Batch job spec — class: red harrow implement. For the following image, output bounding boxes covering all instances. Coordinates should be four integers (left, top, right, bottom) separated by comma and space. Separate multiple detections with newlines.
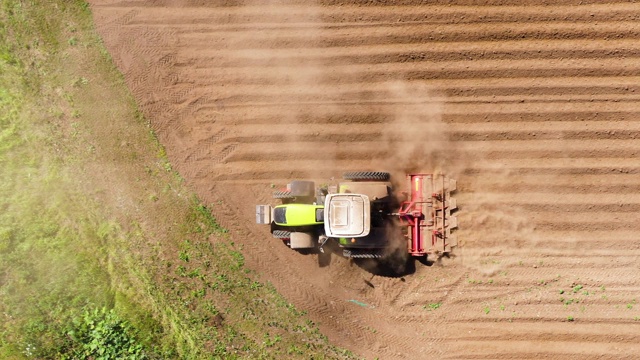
394, 174, 457, 257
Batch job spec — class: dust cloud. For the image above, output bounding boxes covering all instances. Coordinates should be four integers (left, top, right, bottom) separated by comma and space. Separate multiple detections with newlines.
379, 81, 450, 179
371, 81, 538, 275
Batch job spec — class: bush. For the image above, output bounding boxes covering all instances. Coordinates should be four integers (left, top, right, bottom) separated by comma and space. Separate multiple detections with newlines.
64, 307, 147, 360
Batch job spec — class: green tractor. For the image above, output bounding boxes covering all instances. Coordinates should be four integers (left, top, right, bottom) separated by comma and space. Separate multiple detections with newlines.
256, 171, 457, 261
258, 172, 395, 255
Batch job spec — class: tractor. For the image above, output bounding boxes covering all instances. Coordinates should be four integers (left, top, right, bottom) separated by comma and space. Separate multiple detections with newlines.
256, 171, 457, 262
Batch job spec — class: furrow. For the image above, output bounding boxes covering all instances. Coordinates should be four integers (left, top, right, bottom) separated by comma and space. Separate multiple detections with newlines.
175, 21, 640, 49
151, 91, 640, 106
463, 167, 640, 176
109, 3, 640, 26
206, 110, 640, 125
183, 68, 640, 86
182, 39, 640, 65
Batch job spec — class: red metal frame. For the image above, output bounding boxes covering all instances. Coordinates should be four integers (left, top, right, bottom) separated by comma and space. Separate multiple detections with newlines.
396, 174, 450, 257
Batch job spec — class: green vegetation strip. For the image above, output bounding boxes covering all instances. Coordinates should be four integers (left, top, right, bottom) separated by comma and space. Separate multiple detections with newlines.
0, 1, 354, 358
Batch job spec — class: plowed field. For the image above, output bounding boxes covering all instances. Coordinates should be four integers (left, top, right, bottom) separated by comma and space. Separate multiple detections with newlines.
89, 1, 640, 358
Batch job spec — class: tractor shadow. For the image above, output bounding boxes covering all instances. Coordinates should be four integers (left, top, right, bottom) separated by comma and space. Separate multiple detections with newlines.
319, 242, 419, 277
316, 241, 453, 278
350, 251, 455, 278
351, 257, 417, 278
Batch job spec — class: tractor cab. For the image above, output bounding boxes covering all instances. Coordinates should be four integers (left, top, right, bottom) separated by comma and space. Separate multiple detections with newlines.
323, 193, 370, 238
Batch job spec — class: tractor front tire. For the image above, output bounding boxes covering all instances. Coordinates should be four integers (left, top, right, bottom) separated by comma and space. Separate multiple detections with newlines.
272, 230, 291, 239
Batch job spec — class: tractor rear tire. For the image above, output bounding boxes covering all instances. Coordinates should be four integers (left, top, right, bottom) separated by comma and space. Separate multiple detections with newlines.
272, 230, 291, 239
290, 180, 315, 197
343, 171, 390, 182
273, 190, 294, 199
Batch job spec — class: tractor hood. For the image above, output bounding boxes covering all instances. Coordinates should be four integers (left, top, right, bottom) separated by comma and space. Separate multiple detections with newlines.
324, 193, 370, 238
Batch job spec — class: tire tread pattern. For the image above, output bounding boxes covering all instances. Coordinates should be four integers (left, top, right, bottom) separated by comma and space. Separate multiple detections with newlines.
272, 230, 291, 239
273, 190, 294, 199
343, 171, 390, 181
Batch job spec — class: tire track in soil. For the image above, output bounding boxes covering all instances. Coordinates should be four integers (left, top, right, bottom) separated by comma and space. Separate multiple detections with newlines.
207, 184, 434, 359
89, 1, 640, 359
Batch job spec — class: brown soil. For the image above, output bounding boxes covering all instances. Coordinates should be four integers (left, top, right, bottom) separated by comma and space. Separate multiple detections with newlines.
89, 1, 640, 359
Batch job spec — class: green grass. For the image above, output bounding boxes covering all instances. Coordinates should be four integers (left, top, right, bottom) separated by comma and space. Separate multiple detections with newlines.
423, 303, 442, 311
0, 1, 354, 358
